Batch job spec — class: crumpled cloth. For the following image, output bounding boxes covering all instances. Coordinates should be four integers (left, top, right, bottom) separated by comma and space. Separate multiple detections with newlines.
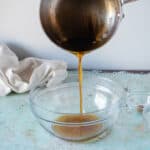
0, 44, 68, 96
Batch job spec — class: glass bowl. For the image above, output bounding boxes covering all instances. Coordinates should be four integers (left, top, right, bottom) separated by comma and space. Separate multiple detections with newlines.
29, 76, 126, 141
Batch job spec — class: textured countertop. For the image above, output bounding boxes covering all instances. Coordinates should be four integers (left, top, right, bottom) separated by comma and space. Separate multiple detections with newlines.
1, 71, 150, 150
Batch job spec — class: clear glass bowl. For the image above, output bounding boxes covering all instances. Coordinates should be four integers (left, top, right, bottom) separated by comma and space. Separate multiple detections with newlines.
29, 76, 126, 141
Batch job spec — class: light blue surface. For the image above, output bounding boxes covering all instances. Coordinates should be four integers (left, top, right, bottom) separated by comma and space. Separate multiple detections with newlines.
1, 71, 150, 150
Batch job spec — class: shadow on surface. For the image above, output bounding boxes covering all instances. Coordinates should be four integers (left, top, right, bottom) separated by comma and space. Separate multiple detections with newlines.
7, 42, 34, 59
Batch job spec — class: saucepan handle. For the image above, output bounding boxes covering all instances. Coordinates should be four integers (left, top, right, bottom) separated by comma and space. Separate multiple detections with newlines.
120, 0, 139, 20
122, 0, 138, 5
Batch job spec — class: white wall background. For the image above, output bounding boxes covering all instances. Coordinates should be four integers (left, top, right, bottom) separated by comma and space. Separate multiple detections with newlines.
0, 0, 149, 70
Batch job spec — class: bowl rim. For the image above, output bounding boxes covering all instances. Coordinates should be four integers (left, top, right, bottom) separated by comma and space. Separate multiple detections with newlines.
29, 76, 125, 125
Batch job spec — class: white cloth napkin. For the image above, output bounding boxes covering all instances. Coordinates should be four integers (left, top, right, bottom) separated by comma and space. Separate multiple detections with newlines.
0, 44, 68, 96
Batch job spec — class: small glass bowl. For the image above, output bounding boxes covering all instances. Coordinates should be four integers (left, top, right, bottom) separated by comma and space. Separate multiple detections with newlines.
29, 76, 126, 141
